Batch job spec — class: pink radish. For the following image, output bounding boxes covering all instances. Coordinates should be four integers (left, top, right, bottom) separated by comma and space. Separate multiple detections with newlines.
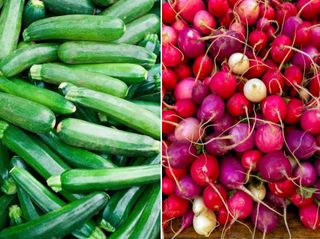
175, 0, 206, 23
209, 71, 237, 99
197, 94, 225, 122
178, 28, 205, 58
174, 117, 204, 142
174, 77, 195, 100
261, 95, 287, 123
193, 10, 216, 35
300, 109, 320, 135
255, 124, 284, 153
229, 123, 255, 153
175, 175, 202, 199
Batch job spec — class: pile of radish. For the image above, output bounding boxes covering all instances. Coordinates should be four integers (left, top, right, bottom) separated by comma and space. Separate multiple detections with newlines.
162, 0, 320, 237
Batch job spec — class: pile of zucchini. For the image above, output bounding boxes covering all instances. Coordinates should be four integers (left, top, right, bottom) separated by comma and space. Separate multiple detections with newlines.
0, 0, 160, 238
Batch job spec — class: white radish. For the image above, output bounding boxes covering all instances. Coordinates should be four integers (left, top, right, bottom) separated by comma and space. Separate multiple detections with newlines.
193, 196, 207, 216
248, 183, 266, 202
193, 209, 217, 237
228, 53, 250, 75
243, 78, 267, 102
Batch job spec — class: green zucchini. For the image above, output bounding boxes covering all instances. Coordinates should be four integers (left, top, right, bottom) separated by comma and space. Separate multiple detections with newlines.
0, 192, 108, 239
30, 63, 128, 98
109, 183, 159, 239
73, 105, 100, 124
61, 84, 160, 139
101, 0, 154, 24
149, 215, 161, 239
92, 0, 118, 6
47, 164, 160, 192
57, 118, 160, 157
133, 91, 160, 102
130, 100, 160, 116
139, 33, 160, 55
39, 131, 116, 169
23, 0, 46, 27
17, 41, 34, 49
0, 92, 55, 133
23, 15, 125, 42
0, 77, 75, 114
0, 0, 3, 9
17, 187, 41, 221
9, 205, 24, 225
10, 167, 106, 239
0, 0, 24, 60
68, 63, 147, 84
114, 14, 160, 45
0, 43, 59, 77
0, 194, 15, 230
42, 0, 95, 15
112, 155, 128, 167
58, 41, 157, 69
0, 143, 16, 195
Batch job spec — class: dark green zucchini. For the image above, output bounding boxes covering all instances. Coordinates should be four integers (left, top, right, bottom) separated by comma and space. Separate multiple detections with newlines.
42, 0, 95, 15
0, 142, 16, 195
73, 105, 100, 124
0, 77, 75, 115
0, 0, 24, 60
0, 93, 56, 133
9, 205, 24, 225
17, 187, 41, 221
38, 131, 116, 169
114, 14, 160, 45
101, 0, 154, 23
92, 0, 118, 6
0, 194, 15, 230
68, 63, 147, 84
23, 0, 46, 27
56, 118, 160, 157
61, 84, 160, 139
47, 164, 160, 192
0, 43, 59, 77
23, 15, 125, 42
0, 192, 108, 239
139, 33, 160, 55
30, 63, 128, 98
58, 41, 157, 69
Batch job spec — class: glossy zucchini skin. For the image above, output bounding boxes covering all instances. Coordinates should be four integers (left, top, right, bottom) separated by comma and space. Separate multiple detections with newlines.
0, 142, 15, 195
0, 0, 24, 60
0, 194, 16, 230
38, 131, 116, 169
58, 41, 157, 69
92, 0, 118, 6
0, 77, 75, 115
23, 0, 46, 27
57, 118, 160, 157
101, 0, 154, 24
130, 100, 160, 116
0, 43, 59, 77
61, 84, 160, 139
23, 15, 125, 42
0, 92, 56, 133
114, 14, 160, 45
0, 192, 108, 239
42, 0, 95, 15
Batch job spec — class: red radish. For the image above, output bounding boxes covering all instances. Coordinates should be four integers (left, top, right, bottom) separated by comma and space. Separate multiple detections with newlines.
174, 117, 204, 142
219, 8, 234, 27
266, 190, 287, 209
197, 94, 225, 122
191, 153, 219, 186
235, 0, 260, 26
208, 0, 229, 17
162, 109, 179, 134
241, 149, 262, 171
258, 151, 292, 182
284, 65, 303, 86
300, 109, 320, 135
192, 82, 210, 104
173, 99, 197, 118
243, 78, 267, 103
229, 123, 255, 153
178, 28, 205, 58
299, 203, 320, 230
162, 68, 178, 91
259, 2, 275, 19
176, 175, 202, 199
245, 57, 266, 78
286, 130, 317, 160
255, 124, 284, 153
213, 113, 233, 134
162, 2, 176, 24
293, 162, 317, 186
209, 71, 237, 99
315, 180, 320, 200
167, 141, 197, 169
261, 95, 287, 123
205, 134, 230, 156
294, 22, 312, 46
284, 98, 303, 124
165, 167, 188, 181
251, 204, 278, 233
174, 77, 195, 100
311, 26, 320, 50
173, 210, 194, 237
270, 35, 293, 63
229, 22, 246, 40
315, 158, 320, 177
162, 176, 176, 195
203, 184, 227, 211
227, 191, 253, 219
162, 25, 178, 45
275, 2, 297, 25
174, 64, 192, 80
290, 190, 314, 208
268, 179, 297, 198
262, 70, 285, 95
292, 46, 319, 71
297, 0, 320, 21
193, 10, 216, 35
175, 0, 206, 23
217, 206, 232, 225
162, 44, 183, 67
172, 19, 189, 33
256, 17, 271, 31
164, 194, 190, 218
309, 73, 320, 97
248, 30, 268, 51
219, 155, 246, 189
282, 16, 303, 38
192, 54, 214, 79
227, 92, 251, 117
